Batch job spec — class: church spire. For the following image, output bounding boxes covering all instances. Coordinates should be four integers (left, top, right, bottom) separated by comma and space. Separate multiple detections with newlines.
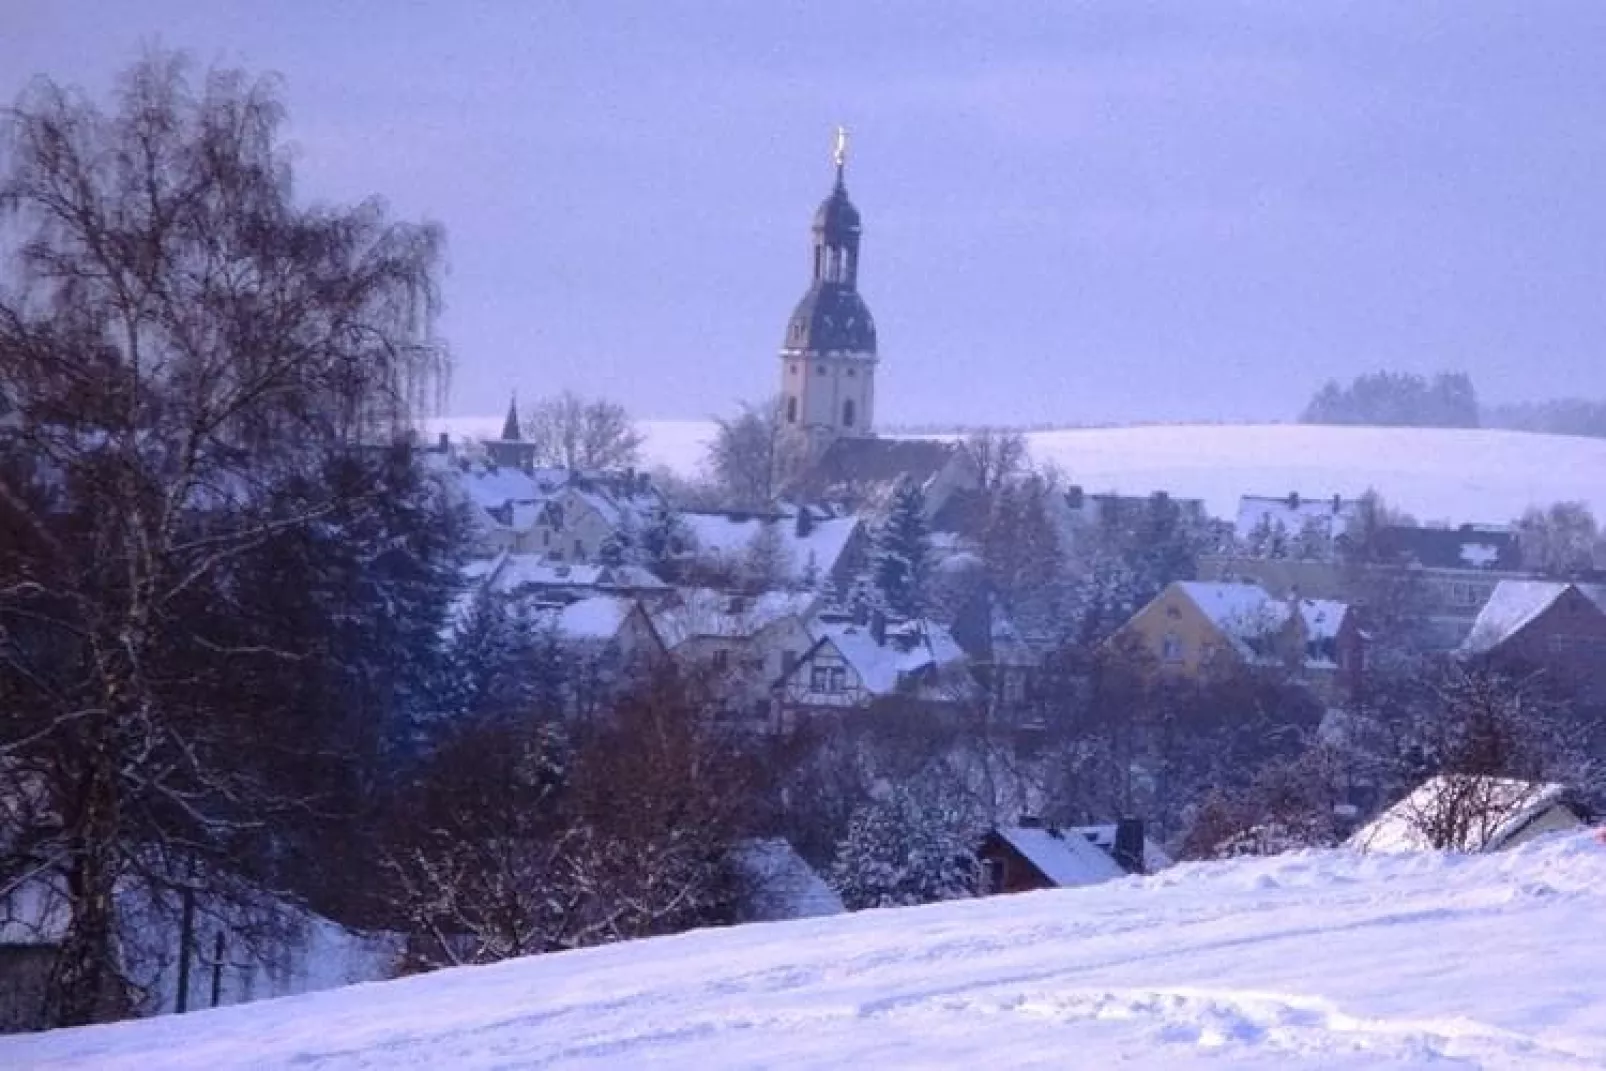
832, 124, 850, 187
501, 392, 522, 442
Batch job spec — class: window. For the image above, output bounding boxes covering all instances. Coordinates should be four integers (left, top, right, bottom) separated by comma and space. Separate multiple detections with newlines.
786, 395, 797, 424
541, 529, 551, 548
573, 538, 584, 559
809, 665, 847, 693
817, 364, 827, 375
712, 649, 730, 672
846, 367, 856, 377
1165, 604, 1181, 619
790, 363, 798, 374
842, 399, 856, 428
1161, 632, 1184, 663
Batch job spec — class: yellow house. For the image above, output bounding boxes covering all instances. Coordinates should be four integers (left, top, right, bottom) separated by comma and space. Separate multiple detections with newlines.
1114, 581, 1359, 688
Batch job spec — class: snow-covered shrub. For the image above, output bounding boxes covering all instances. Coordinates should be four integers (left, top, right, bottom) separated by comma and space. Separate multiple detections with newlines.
828, 784, 979, 910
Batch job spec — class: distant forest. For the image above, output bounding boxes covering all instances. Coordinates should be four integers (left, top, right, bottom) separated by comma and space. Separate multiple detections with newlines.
1299, 371, 1606, 439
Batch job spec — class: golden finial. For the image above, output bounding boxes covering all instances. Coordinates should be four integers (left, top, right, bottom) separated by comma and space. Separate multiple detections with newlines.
833, 125, 850, 171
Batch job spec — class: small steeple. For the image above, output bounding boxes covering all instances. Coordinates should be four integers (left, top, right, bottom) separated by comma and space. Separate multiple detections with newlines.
832, 124, 850, 187
501, 393, 522, 441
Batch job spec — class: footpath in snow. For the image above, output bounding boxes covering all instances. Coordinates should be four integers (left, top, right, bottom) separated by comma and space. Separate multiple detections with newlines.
9, 832, 1606, 1069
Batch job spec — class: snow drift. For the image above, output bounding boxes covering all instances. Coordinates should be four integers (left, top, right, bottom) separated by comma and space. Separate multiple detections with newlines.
10, 831, 1606, 1069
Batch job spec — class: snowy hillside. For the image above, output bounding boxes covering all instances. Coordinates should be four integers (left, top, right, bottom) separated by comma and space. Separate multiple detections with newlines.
12, 832, 1606, 1069
427, 418, 1606, 525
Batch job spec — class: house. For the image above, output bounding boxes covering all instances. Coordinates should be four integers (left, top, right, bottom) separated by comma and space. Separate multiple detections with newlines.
729, 839, 845, 923
1113, 581, 1362, 697
976, 818, 1164, 895
1459, 580, 1606, 694
1348, 776, 1587, 854
651, 589, 821, 723
773, 614, 978, 728
1202, 522, 1533, 651
518, 472, 667, 563
1061, 487, 1210, 541
1235, 493, 1362, 560
432, 455, 568, 556
792, 437, 980, 522
434, 455, 669, 564
0, 876, 400, 1033
949, 591, 1040, 714
676, 507, 863, 591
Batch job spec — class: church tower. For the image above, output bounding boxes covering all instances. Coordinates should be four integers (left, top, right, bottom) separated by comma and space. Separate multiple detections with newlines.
780, 127, 878, 448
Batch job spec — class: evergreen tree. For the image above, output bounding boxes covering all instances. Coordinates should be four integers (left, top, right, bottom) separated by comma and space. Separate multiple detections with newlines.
741, 520, 794, 592
828, 785, 979, 910
873, 478, 932, 618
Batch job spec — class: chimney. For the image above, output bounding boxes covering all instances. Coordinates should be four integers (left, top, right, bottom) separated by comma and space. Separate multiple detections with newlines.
870, 609, 888, 647
1112, 817, 1146, 875
851, 599, 869, 626
1287, 491, 1301, 511
1331, 493, 1341, 514
1065, 485, 1085, 509
437, 431, 450, 452
795, 507, 815, 538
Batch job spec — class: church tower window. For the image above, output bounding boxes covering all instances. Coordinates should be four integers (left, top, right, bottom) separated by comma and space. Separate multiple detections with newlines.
843, 399, 856, 428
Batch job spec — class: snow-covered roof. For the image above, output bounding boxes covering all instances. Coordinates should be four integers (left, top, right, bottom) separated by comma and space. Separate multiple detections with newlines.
1172, 581, 1349, 666
994, 826, 1127, 888
1461, 581, 1566, 653
1234, 493, 1361, 545
1349, 776, 1577, 854
678, 511, 859, 585
532, 595, 638, 644
813, 618, 972, 698
1069, 824, 1174, 874
651, 588, 819, 647
479, 553, 666, 594
1460, 580, 1579, 655
731, 838, 845, 922
431, 459, 665, 542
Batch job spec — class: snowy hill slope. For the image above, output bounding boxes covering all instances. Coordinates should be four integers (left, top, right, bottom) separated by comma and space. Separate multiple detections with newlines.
428, 418, 1606, 525
12, 832, 1606, 1069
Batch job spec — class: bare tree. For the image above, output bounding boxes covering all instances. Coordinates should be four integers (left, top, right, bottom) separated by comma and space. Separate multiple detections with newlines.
964, 427, 1028, 491
0, 54, 447, 1024
377, 722, 577, 968
1514, 501, 1598, 577
524, 391, 643, 471
706, 396, 806, 509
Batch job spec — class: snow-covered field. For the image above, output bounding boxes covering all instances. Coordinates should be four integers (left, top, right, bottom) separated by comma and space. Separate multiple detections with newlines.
427, 418, 1606, 525
12, 832, 1606, 1069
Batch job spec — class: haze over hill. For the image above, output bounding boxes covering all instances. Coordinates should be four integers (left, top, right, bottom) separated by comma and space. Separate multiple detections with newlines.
430, 417, 1606, 525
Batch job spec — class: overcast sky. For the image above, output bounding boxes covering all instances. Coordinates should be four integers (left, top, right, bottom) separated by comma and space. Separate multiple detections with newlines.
10, 3, 1606, 425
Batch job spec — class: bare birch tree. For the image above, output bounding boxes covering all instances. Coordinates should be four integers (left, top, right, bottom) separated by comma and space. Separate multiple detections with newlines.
0, 53, 447, 1024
